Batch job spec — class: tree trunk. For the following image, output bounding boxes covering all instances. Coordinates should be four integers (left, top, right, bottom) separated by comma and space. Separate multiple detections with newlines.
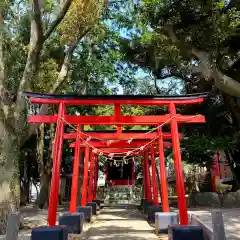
37, 123, 55, 208
37, 123, 47, 208
38, 172, 50, 209
0, 121, 20, 234
20, 179, 30, 206
163, 23, 240, 97
0, 0, 74, 232
20, 151, 30, 206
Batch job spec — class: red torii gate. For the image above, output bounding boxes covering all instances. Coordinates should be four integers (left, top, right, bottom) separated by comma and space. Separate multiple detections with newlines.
67, 130, 180, 200
64, 130, 178, 140
69, 140, 172, 150
68, 136, 172, 197
25, 92, 207, 226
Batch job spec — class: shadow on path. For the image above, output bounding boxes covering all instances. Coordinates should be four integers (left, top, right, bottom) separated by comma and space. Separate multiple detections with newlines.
85, 205, 158, 240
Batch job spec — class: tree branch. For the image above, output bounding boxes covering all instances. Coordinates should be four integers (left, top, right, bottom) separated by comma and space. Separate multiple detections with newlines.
161, 67, 194, 83
21, 26, 94, 148
15, 0, 74, 130
32, 0, 43, 39
51, 27, 93, 93
0, 8, 16, 118
163, 22, 240, 97
17, 0, 43, 96
17, 0, 74, 98
43, 0, 73, 41
154, 72, 191, 94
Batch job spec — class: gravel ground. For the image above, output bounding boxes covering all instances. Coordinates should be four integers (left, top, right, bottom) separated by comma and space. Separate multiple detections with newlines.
12, 205, 240, 240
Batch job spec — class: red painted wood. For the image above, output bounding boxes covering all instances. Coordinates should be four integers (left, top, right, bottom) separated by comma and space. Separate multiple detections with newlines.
69, 140, 172, 149
169, 103, 188, 225
75, 148, 165, 157
77, 149, 144, 156
142, 157, 147, 199
28, 114, 205, 125
29, 97, 205, 105
88, 151, 95, 202
211, 152, 221, 192
48, 103, 65, 227
211, 152, 222, 177
71, 148, 164, 157
132, 160, 135, 185
151, 147, 158, 206
115, 104, 122, 135
116, 125, 122, 134
216, 152, 221, 178
26, 93, 207, 228
64, 132, 181, 140
211, 175, 217, 192
114, 103, 121, 117
145, 151, 152, 201
70, 125, 81, 213
158, 127, 169, 211
109, 179, 133, 185
81, 146, 90, 206
93, 155, 99, 200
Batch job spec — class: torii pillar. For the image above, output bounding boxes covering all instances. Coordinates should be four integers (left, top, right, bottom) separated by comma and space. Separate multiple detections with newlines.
48, 103, 65, 226
145, 151, 152, 201
142, 150, 153, 214
150, 146, 158, 206
70, 125, 81, 214
158, 127, 169, 212
93, 155, 99, 200
169, 103, 188, 225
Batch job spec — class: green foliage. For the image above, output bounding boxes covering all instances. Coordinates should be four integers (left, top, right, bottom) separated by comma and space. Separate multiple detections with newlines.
104, 0, 240, 170
180, 135, 235, 167
59, 0, 105, 44
5, 0, 240, 184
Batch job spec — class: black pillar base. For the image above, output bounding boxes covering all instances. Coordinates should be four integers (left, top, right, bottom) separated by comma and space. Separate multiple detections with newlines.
143, 200, 153, 214
32, 226, 68, 240
168, 225, 204, 240
77, 206, 92, 222
87, 202, 97, 215
147, 205, 162, 222
58, 213, 84, 234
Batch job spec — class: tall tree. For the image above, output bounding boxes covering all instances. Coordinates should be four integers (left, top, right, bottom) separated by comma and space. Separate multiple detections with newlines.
0, 0, 106, 232
108, 0, 240, 183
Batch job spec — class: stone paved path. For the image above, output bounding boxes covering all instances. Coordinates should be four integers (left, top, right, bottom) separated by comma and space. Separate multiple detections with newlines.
85, 205, 159, 240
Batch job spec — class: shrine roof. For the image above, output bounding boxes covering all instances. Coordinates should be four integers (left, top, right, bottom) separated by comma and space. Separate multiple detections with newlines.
25, 92, 208, 100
